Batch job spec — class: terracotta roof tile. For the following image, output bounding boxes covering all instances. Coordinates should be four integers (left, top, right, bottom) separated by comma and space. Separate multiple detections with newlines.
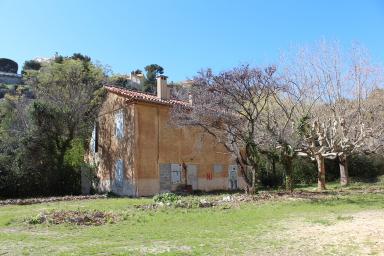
105, 86, 189, 106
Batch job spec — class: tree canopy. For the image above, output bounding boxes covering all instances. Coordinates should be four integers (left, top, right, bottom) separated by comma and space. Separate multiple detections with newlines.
144, 64, 164, 93
0, 54, 106, 197
172, 41, 384, 192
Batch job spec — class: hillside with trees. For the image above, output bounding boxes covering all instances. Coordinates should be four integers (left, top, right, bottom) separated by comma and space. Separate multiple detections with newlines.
0, 54, 106, 197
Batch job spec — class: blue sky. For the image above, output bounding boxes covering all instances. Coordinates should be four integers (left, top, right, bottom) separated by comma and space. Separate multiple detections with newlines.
1, 0, 383, 81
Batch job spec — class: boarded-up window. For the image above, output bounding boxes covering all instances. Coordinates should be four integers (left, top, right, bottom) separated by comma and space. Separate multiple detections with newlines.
115, 159, 124, 188
159, 164, 171, 192
115, 110, 124, 139
213, 164, 223, 174
171, 164, 182, 184
187, 164, 198, 190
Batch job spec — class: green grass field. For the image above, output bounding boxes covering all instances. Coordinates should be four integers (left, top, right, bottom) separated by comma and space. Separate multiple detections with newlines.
1, 182, 384, 255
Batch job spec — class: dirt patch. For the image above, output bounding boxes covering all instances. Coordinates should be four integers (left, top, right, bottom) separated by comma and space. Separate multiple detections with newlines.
260, 210, 384, 255
26, 210, 119, 226
136, 242, 192, 254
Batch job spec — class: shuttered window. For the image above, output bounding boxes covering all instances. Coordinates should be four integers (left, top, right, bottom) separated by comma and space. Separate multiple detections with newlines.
91, 122, 99, 153
90, 122, 99, 153
171, 164, 182, 184
115, 110, 124, 139
90, 125, 96, 153
115, 159, 124, 188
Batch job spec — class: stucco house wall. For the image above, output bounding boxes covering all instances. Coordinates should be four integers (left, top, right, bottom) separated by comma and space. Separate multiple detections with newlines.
90, 93, 137, 196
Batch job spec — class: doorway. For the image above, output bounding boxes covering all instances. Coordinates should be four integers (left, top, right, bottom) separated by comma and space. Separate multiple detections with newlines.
228, 165, 238, 190
186, 164, 198, 190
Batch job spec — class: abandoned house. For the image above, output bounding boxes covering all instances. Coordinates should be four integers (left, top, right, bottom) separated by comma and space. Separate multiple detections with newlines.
87, 74, 245, 196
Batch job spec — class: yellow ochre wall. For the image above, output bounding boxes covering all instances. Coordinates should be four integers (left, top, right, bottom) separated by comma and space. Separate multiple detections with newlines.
90, 93, 137, 196
134, 102, 245, 196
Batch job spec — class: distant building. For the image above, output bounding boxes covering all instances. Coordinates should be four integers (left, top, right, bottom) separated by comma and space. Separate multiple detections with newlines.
128, 72, 145, 90
180, 79, 194, 88
33, 57, 50, 63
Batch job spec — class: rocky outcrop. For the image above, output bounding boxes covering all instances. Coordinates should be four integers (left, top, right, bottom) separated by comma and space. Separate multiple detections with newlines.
0, 58, 22, 85
0, 58, 18, 73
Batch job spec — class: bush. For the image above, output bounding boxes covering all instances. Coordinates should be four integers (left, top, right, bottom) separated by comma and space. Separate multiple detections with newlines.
109, 75, 130, 88
26, 210, 118, 226
325, 158, 340, 182
258, 152, 384, 188
259, 164, 284, 188
370, 154, 384, 176
153, 193, 181, 204
293, 158, 317, 185
348, 153, 384, 181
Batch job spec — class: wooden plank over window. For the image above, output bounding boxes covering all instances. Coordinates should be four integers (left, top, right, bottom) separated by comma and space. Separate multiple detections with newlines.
171, 164, 182, 184
213, 164, 223, 174
159, 164, 172, 192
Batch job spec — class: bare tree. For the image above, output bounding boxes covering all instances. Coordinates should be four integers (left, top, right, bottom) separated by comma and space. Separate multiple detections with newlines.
171, 65, 278, 192
259, 69, 317, 192
281, 41, 384, 188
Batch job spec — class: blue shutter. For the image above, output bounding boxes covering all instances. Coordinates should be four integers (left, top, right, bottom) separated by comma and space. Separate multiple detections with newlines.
90, 125, 96, 153
115, 159, 124, 188
90, 122, 99, 153
115, 110, 124, 139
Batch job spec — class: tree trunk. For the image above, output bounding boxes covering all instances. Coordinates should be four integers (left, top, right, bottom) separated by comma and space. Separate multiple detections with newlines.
251, 168, 256, 192
246, 164, 258, 194
315, 154, 326, 190
284, 157, 293, 193
56, 147, 67, 194
236, 158, 252, 187
56, 136, 73, 194
271, 158, 276, 176
339, 155, 349, 186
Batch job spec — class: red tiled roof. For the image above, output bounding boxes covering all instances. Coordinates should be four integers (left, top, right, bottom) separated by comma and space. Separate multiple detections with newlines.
105, 86, 189, 106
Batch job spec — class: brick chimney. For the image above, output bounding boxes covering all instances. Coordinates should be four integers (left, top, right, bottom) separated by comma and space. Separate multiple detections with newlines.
156, 75, 170, 100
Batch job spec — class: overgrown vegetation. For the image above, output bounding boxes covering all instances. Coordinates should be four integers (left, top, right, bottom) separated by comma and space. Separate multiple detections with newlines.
26, 210, 118, 226
153, 192, 181, 204
259, 154, 384, 188
0, 53, 106, 198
